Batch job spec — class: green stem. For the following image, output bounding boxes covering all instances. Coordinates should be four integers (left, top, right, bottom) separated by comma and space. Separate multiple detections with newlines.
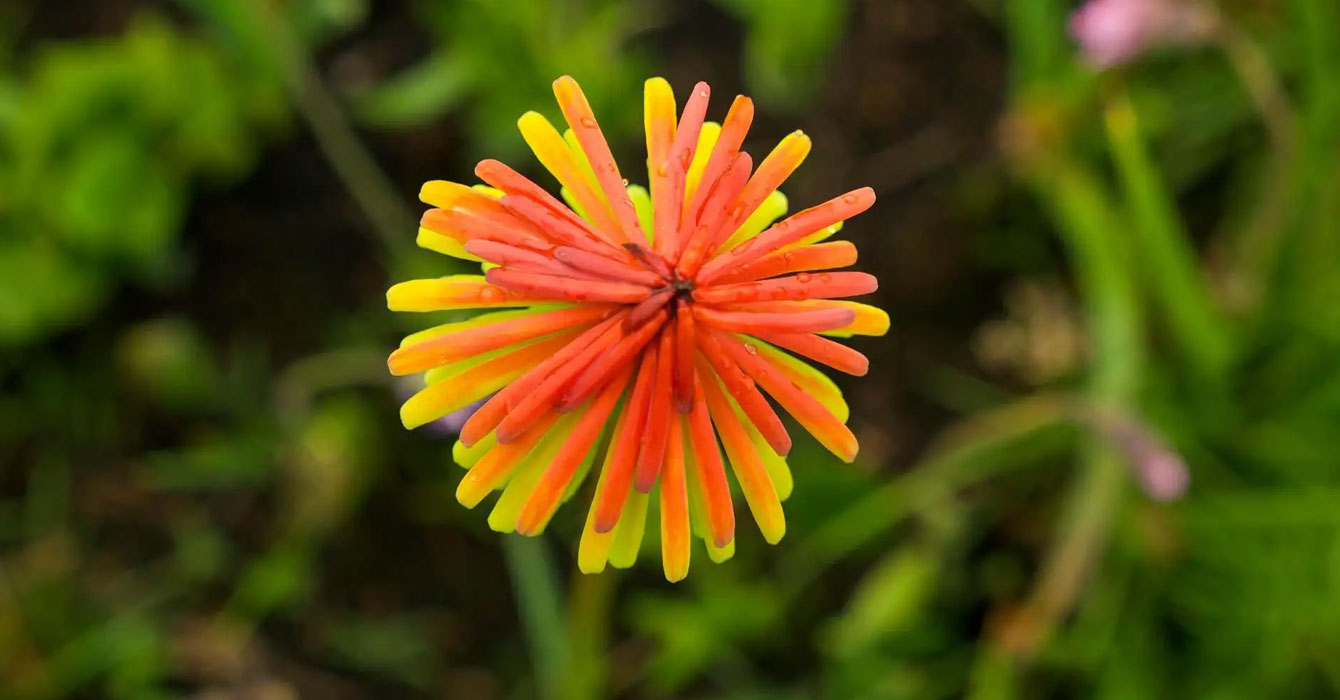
248, 0, 414, 260
503, 536, 568, 700
1104, 93, 1230, 376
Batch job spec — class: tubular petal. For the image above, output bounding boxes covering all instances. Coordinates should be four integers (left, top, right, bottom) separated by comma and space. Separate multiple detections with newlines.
388, 305, 613, 376
459, 314, 625, 446
420, 204, 551, 252
560, 310, 667, 410
517, 365, 633, 535
608, 490, 649, 568
400, 333, 573, 429
417, 226, 482, 261
694, 329, 792, 456
386, 275, 538, 312
593, 348, 658, 532
687, 374, 735, 547
683, 121, 721, 204
553, 246, 664, 286
715, 190, 788, 254
488, 412, 581, 532
456, 410, 562, 508
692, 272, 878, 305
466, 240, 580, 277
495, 319, 626, 442
644, 77, 677, 188
685, 95, 755, 220
692, 304, 855, 335
553, 76, 644, 245
699, 367, 786, 544
499, 194, 628, 261
660, 411, 691, 582
697, 187, 875, 283
454, 432, 497, 469
628, 184, 653, 238
677, 152, 753, 277
517, 110, 622, 238
750, 330, 869, 376
750, 338, 849, 422
656, 81, 710, 259
719, 130, 810, 242
711, 241, 858, 284
710, 328, 858, 462
578, 400, 633, 574
625, 289, 674, 329
674, 300, 697, 412
633, 328, 676, 492
486, 268, 653, 304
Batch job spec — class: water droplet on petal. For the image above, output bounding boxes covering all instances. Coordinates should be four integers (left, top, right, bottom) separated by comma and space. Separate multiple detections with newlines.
580, 117, 597, 128
842, 193, 858, 204
744, 344, 758, 355
796, 272, 812, 283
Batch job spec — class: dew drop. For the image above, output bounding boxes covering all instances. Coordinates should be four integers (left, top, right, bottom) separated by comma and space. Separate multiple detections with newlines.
842, 193, 858, 204
478, 287, 501, 302
744, 343, 758, 355
580, 116, 597, 128
796, 272, 812, 283
818, 273, 832, 283
622, 178, 630, 187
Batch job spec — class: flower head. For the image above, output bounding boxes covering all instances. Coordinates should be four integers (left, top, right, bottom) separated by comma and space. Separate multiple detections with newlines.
388, 76, 886, 581
1069, 0, 1215, 68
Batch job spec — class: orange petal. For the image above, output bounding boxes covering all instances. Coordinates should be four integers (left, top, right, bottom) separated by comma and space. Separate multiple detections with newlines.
388, 305, 613, 375
400, 331, 575, 429
559, 310, 668, 410
455, 410, 562, 508
694, 328, 791, 456
693, 272, 878, 305
716, 131, 811, 246
625, 289, 674, 330
495, 317, 627, 442
698, 188, 874, 283
653, 81, 710, 259
485, 268, 653, 304
552, 246, 665, 287
459, 314, 625, 446
386, 275, 538, 312
553, 76, 645, 244
684, 95, 754, 219
516, 364, 634, 535
709, 328, 858, 462
465, 240, 580, 277
749, 330, 869, 376
698, 364, 785, 544
633, 326, 676, 492
420, 207, 552, 252
686, 373, 735, 547
691, 304, 855, 335
659, 410, 691, 582
516, 110, 623, 240
499, 194, 631, 263
677, 152, 752, 277
594, 348, 658, 532
710, 241, 858, 285
674, 300, 697, 413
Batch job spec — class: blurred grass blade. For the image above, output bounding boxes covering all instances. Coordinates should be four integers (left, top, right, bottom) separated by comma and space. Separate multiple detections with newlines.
1105, 94, 1232, 378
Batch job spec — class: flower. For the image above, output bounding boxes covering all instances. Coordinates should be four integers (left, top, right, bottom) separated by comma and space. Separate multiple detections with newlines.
387, 76, 886, 581
1069, 0, 1215, 68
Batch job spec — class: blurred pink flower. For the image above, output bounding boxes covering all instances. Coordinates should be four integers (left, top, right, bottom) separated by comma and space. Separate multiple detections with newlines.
1069, 0, 1214, 68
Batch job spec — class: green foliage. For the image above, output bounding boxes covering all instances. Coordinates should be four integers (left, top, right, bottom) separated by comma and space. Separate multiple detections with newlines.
709, 0, 848, 108
0, 14, 281, 346
357, 0, 651, 158
4, 1, 1340, 699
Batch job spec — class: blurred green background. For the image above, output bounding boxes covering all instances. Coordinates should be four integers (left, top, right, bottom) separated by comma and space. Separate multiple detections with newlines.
3, 0, 1340, 698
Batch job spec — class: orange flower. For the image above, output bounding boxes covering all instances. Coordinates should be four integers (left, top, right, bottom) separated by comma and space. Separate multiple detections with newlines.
388, 76, 886, 581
